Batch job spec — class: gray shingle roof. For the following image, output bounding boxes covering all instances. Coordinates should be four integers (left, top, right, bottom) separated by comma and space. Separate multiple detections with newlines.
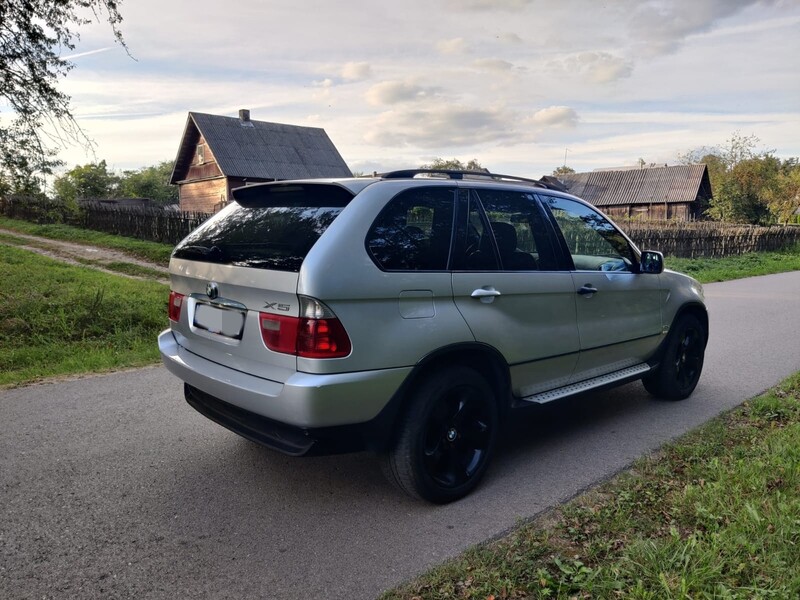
558, 165, 711, 206
171, 112, 352, 183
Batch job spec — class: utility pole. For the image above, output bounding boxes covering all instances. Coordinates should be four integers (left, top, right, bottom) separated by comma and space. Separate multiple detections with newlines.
563, 148, 570, 167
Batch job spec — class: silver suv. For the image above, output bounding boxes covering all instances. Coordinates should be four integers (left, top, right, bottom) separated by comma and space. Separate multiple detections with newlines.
159, 170, 708, 503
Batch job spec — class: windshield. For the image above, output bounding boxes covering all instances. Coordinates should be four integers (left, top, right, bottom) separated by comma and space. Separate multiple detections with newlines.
172, 203, 344, 272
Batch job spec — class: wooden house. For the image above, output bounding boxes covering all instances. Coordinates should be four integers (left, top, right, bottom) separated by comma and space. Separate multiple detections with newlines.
558, 164, 712, 220
170, 110, 352, 213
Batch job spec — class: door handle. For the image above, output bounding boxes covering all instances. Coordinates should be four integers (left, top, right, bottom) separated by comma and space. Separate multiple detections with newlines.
576, 285, 598, 296
471, 287, 501, 303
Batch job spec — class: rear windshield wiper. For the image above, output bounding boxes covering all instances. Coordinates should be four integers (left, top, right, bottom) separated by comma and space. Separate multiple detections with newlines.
174, 245, 228, 261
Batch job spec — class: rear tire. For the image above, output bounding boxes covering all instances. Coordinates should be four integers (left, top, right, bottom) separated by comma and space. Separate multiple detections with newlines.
643, 313, 706, 400
382, 366, 499, 503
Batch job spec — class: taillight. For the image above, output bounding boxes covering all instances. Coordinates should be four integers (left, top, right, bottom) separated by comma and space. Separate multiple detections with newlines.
168, 291, 184, 322
259, 297, 351, 358
259, 314, 299, 355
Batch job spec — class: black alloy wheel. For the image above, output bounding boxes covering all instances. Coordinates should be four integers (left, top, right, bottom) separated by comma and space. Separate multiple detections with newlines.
643, 313, 706, 400
383, 366, 499, 503
674, 325, 704, 392
421, 381, 493, 489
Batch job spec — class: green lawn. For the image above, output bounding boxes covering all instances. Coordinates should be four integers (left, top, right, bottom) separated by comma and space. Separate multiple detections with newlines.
0, 216, 174, 265
666, 245, 800, 283
0, 244, 168, 387
382, 373, 800, 599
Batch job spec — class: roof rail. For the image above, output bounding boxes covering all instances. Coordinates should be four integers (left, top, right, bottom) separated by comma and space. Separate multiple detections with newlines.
378, 169, 564, 190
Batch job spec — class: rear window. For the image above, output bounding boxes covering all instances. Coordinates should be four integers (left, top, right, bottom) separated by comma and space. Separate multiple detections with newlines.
173, 185, 352, 272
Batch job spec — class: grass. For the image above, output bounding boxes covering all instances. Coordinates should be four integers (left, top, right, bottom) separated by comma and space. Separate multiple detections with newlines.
381, 373, 800, 599
0, 216, 174, 265
0, 244, 169, 387
71, 257, 168, 280
666, 245, 800, 283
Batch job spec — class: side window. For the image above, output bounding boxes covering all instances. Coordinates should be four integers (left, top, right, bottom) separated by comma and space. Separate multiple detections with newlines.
541, 196, 635, 272
456, 189, 556, 271
366, 187, 455, 271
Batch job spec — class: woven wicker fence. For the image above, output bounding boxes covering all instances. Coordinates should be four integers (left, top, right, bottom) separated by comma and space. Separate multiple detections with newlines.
0, 197, 212, 245
620, 220, 800, 258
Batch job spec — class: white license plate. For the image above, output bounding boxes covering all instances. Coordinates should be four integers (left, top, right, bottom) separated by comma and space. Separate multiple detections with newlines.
193, 303, 245, 339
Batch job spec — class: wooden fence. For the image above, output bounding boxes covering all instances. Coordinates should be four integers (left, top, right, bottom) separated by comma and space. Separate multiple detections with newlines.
0, 197, 212, 245
1, 196, 799, 257
620, 220, 800, 258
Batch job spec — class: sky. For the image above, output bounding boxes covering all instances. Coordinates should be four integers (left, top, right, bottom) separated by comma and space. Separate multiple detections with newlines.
49, 0, 800, 178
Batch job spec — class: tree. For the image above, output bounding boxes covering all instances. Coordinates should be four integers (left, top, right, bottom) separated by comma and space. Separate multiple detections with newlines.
118, 160, 178, 204
764, 160, 800, 223
0, 0, 127, 192
420, 158, 488, 172
53, 160, 119, 204
552, 165, 575, 176
680, 132, 791, 224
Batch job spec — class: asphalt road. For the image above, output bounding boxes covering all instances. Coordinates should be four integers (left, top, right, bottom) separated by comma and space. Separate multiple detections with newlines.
2, 271, 799, 599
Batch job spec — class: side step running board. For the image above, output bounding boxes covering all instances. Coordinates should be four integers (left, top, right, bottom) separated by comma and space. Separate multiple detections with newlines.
521, 363, 651, 405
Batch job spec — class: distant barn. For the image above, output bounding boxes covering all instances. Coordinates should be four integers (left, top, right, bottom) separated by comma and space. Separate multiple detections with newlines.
170, 110, 352, 213
558, 164, 712, 220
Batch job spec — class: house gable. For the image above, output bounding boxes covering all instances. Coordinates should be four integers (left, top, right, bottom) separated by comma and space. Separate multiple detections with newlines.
170, 110, 352, 212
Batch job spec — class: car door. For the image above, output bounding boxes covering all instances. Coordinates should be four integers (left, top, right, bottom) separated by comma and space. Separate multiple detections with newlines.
451, 187, 581, 398
538, 194, 664, 382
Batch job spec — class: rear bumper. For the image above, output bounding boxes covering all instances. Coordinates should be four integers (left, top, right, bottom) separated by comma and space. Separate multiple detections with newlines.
184, 384, 368, 456
158, 329, 412, 429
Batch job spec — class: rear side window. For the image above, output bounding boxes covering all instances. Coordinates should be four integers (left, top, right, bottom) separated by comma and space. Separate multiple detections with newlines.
172, 184, 352, 272
366, 187, 456, 271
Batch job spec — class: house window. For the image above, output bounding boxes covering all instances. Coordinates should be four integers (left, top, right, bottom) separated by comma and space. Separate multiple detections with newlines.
196, 145, 205, 164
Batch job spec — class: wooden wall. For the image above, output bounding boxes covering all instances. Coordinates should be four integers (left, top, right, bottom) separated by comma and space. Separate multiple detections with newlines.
178, 134, 228, 213
602, 202, 693, 221
179, 178, 228, 213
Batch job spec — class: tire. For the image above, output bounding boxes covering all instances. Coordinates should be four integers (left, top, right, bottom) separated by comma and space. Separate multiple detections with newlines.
382, 366, 499, 503
643, 313, 706, 400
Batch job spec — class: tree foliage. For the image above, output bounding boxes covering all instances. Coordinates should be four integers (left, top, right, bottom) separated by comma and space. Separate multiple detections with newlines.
118, 160, 178, 204
680, 132, 800, 224
420, 158, 488, 172
552, 165, 576, 176
53, 159, 178, 205
0, 0, 126, 193
53, 160, 118, 204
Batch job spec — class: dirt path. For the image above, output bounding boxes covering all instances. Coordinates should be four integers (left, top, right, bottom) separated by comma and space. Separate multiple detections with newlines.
0, 227, 170, 283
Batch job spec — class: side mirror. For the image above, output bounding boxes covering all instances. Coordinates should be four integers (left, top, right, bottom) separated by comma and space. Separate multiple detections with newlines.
639, 250, 664, 274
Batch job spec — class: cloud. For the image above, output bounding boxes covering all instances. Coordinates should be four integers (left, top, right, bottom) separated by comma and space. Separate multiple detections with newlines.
364, 104, 517, 148
628, 0, 772, 57
442, 0, 533, 10
341, 61, 372, 81
365, 81, 440, 106
552, 52, 634, 83
61, 47, 114, 61
472, 58, 515, 72
530, 106, 579, 128
496, 32, 523, 44
436, 37, 468, 55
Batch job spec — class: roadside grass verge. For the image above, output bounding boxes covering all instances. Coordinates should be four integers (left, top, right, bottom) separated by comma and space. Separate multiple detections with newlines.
74, 258, 168, 280
0, 244, 168, 387
0, 216, 173, 265
382, 373, 800, 599
666, 244, 800, 283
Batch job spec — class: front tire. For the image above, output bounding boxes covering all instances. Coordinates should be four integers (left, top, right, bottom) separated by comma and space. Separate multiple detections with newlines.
643, 313, 706, 400
383, 366, 499, 503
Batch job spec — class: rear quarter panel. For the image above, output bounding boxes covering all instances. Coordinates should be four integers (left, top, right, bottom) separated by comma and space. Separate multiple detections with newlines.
297, 181, 476, 375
